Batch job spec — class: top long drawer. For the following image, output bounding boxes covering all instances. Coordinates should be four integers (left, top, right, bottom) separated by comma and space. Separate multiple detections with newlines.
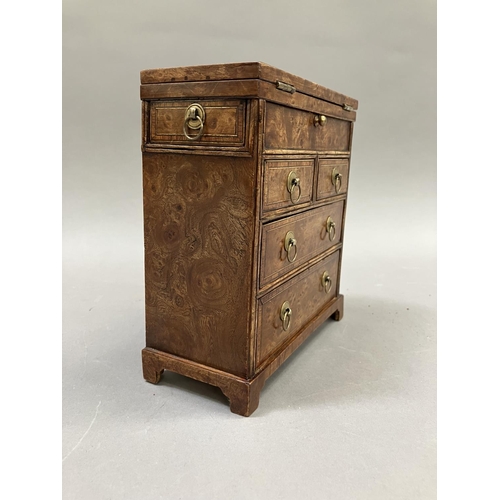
265, 102, 351, 152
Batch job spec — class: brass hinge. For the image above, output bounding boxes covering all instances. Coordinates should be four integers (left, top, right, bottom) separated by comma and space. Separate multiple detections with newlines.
342, 103, 354, 112
276, 81, 296, 94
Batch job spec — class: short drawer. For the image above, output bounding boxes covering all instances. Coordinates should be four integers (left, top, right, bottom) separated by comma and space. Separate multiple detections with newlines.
257, 250, 340, 366
265, 102, 351, 152
317, 158, 350, 200
260, 201, 344, 288
262, 158, 314, 213
149, 99, 246, 147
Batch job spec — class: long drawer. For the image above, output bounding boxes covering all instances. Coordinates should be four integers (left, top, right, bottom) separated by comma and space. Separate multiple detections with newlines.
265, 102, 351, 152
149, 99, 247, 147
257, 250, 340, 366
260, 200, 344, 288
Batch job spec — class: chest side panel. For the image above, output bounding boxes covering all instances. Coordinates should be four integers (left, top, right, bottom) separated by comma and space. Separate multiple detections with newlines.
142, 152, 257, 378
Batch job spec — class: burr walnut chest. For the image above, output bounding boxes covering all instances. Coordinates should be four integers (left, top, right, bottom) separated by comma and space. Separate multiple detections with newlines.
140, 62, 358, 416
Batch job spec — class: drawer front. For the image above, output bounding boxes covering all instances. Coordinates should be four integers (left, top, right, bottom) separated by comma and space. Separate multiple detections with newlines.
260, 201, 344, 288
263, 159, 314, 213
149, 99, 246, 146
265, 102, 351, 152
257, 250, 340, 366
317, 158, 350, 200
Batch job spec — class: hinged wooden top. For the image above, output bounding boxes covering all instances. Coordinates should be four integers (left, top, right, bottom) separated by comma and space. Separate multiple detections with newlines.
140, 62, 358, 111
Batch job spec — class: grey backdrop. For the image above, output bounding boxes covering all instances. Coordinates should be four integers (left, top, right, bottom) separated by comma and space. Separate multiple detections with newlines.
63, 1, 436, 499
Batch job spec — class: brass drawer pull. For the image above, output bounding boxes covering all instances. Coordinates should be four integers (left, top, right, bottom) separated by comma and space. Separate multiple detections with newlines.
313, 114, 327, 127
326, 216, 336, 242
183, 103, 206, 140
321, 271, 332, 293
332, 168, 343, 193
287, 171, 302, 204
280, 301, 292, 331
284, 231, 298, 263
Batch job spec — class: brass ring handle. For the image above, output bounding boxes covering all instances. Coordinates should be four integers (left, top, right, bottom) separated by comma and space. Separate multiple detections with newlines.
326, 216, 336, 242
280, 301, 292, 331
183, 103, 206, 141
313, 115, 327, 127
321, 271, 332, 293
183, 116, 204, 140
284, 231, 298, 263
332, 168, 343, 194
287, 171, 302, 204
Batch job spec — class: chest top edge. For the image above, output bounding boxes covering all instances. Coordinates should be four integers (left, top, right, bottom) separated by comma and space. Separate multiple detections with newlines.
140, 62, 358, 112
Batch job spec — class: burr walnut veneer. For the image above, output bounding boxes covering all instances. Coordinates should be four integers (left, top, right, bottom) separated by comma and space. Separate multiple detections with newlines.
140, 62, 357, 416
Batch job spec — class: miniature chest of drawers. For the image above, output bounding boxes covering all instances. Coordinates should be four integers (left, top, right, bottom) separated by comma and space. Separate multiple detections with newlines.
140, 62, 358, 416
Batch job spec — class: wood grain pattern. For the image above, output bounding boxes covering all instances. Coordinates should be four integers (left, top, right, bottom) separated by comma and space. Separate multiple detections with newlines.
262, 158, 315, 214
317, 158, 350, 200
142, 152, 257, 378
260, 197, 346, 224
265, 102, 352, 151
263, 149, 350, 157
141, 80, 356, 122
150, 99, 246, 146
255, 294, 344, 377
258, 63, 358, 110
260, 200, 345, 287
142, 348, 260, 416
142, 292, 344, 416
141, 62, 260, 85
257, 251, 340, 366
140, 63, 357, 416
140, 62, 358, 110
143, 99, 257, 156
259, 80, 356, 122
140, 79, 260, 101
